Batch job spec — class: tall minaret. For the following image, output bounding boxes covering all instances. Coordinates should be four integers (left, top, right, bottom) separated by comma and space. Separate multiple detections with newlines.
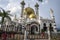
20, 0, 25, 18
13, 14, 18, 22
35, 3, 39, 19
50, 8, 57, 32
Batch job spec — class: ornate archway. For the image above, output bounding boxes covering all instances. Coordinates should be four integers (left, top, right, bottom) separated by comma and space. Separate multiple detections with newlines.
31, 25, 38, 34
29, 22, 40, 34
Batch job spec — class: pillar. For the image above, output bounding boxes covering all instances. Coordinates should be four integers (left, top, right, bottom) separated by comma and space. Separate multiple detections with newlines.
50, 8, 57, 32
20, 0, 25, 17
35, 3, 39, 19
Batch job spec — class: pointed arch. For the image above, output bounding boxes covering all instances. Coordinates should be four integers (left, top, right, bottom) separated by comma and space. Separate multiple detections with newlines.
49, 23, 53, 31
43, 23, 47, 31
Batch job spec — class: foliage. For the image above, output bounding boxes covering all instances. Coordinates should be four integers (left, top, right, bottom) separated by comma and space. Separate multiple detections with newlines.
0, 7, 12, 24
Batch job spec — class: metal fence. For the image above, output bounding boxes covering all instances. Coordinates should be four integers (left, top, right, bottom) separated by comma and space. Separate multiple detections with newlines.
0, 32, 60, 40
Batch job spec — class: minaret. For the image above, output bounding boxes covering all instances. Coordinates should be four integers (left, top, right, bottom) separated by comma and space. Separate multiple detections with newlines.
50, 8, 57, 32
13, 14, 18, 22
20, 0, 25, 17
35, 3, 39, 19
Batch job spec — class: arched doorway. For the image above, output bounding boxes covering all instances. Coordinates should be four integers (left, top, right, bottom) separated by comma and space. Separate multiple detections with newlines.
31, 25, 38, 34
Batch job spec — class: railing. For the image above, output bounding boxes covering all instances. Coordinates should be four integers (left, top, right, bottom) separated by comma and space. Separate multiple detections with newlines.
0, 32, 60, 40
27, 33, 48, 39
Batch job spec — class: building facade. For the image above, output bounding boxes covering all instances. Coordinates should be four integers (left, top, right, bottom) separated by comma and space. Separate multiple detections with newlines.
0, 0, 57, 40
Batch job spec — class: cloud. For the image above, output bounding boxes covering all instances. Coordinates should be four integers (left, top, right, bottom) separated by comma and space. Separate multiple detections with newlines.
42, 0, 48, 4
5, 0, 21, 14
0, 0, 1, 1
0, 0, 9, 7
0, 0, 21, 20
45, 0, 48, 3
5, 1, 21, 20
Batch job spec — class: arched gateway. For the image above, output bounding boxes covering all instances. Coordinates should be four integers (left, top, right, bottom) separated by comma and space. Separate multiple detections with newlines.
26, 22, 40, 34
31, 25, 38, 34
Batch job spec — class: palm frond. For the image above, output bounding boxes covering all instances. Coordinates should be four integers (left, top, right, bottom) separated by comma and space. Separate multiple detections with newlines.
6, 11, 10, 13
0, 13, 4, 17
1, 17, 4, 24
0, 7, 6, 14
6, 16, 11, 21
8, 14, 13, 16
0, 7, 11, 23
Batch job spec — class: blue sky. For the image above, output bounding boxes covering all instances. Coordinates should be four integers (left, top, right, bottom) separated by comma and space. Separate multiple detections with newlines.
0, 0, 60, 28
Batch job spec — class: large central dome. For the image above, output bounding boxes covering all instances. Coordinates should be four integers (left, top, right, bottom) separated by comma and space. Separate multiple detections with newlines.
24, 7, 36, 19
24, 7, 35, 16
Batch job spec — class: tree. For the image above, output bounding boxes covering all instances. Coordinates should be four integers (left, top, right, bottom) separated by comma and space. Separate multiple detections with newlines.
0, 7, 12, 24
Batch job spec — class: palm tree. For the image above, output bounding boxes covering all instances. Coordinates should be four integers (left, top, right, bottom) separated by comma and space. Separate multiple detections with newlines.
0, 7, 12, 24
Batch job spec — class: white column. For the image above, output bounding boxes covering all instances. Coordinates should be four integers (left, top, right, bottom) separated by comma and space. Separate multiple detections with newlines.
47, 22, 50, 40
0, 24, 1, 28
35, 3, 39, 20
20, 0, 25, 17
50, 8, 57, 33
24, 30, 27, 40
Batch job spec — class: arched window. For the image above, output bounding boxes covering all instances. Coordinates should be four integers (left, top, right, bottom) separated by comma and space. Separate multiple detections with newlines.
44, 23, 46, 27
50, 23, 52, 27
49, 23, 53, 31
43, 23, 47, 31
19, 24, 22, 31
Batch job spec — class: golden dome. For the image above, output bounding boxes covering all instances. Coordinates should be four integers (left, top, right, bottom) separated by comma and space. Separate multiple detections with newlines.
24, 7, 35, 16
29, 13, 36, 19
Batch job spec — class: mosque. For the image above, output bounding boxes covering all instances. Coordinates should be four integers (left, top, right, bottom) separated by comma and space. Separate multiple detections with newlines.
0, 0, 57, 40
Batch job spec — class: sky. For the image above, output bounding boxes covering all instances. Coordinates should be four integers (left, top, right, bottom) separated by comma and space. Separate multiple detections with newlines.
0, 0, 60, 28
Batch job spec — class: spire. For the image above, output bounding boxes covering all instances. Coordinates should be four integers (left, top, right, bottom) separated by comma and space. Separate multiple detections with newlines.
35, 3, 39, 7
50, 8, 54, 20
28, 0, 30, 7
21, 0, 25, 5
35, 3, 39, 19
50, 8, 54, 13
15, 14, 16, 19
13, 14, 18, 22
14, 14, 16, 20
50, 8, 57, 32
20, 0, 25, 17
28, 3, 30, 7
50, 8, 54, 15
